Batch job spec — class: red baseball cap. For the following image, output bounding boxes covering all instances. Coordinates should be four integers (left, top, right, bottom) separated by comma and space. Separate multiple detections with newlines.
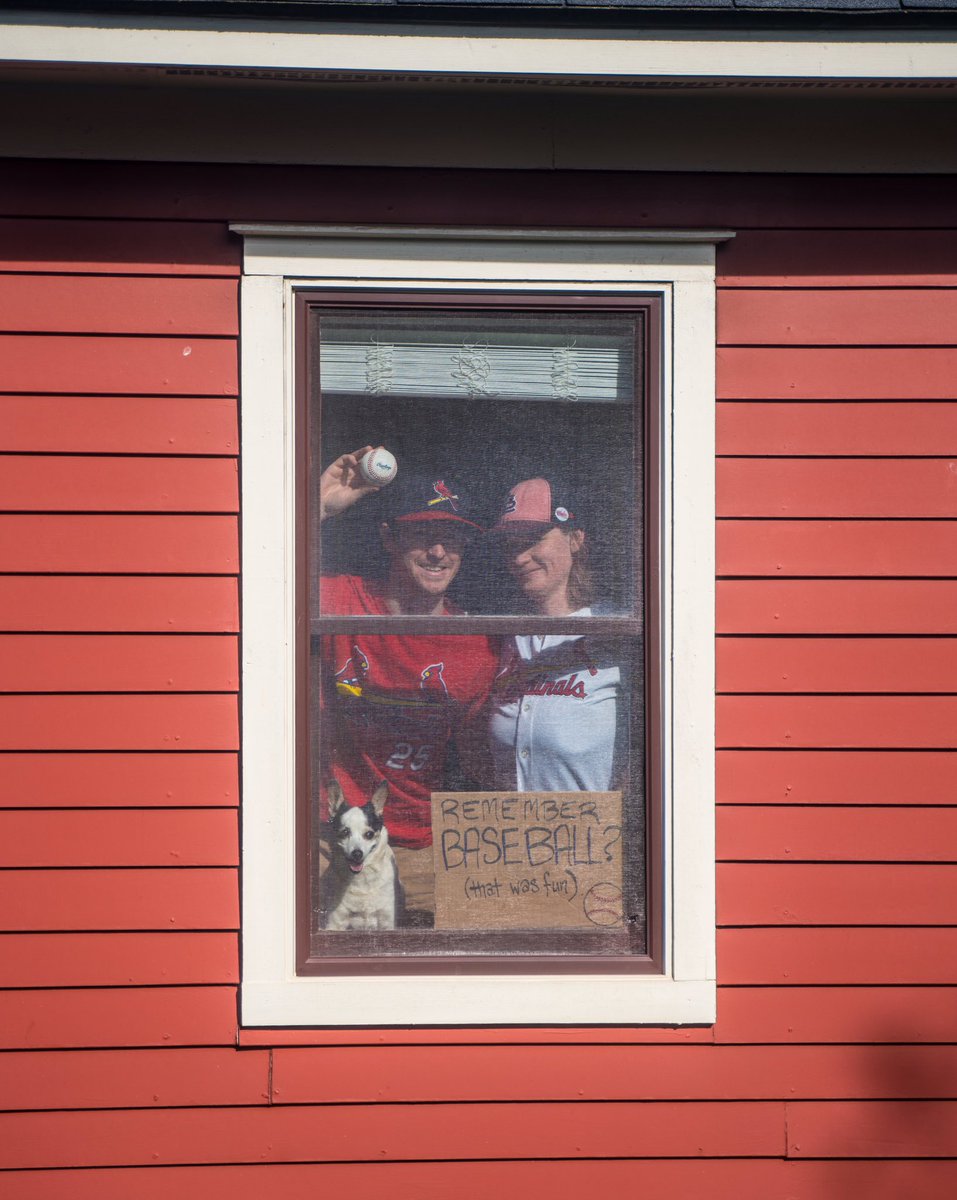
492, 478, 577, 532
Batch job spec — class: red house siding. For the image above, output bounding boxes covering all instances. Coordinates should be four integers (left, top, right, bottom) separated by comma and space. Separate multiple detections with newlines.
1, 162, 956, 1196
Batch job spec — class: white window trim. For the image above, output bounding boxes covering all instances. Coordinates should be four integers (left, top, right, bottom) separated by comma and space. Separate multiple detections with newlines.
235, 224, 724, 1027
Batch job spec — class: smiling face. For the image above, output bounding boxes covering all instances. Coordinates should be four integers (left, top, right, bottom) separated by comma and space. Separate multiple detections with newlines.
501, 525, 585, 616
381, 520, 467, 614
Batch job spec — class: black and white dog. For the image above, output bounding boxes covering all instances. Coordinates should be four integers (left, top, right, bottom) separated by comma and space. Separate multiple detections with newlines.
320, 780, 402, 931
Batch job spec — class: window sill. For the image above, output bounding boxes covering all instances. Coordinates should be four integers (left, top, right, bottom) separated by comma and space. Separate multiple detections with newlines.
240, 976, 715, 1029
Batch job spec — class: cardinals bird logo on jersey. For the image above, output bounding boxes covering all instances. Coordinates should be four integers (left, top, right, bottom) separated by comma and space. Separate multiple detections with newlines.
419, 662, 450, 697
334, 644, 370, 697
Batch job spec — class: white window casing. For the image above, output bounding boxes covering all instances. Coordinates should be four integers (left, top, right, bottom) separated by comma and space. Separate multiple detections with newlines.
235, 224, 726, 1027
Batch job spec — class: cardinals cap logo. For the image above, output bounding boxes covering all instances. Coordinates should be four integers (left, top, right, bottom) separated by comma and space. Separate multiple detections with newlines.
426, 480, 460, 512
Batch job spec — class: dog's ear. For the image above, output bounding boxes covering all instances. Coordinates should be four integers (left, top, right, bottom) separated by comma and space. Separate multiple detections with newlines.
370, 780, 389, 819
326, 780, 345, 820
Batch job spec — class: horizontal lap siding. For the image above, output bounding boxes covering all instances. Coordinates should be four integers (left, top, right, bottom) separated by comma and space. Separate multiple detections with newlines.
719, 346, 957, 400
713, 219, 957, 1191
0, 276, 238, 335
0, 334, 236, 395
719, 637, 957, 691
0, 753, 237, 806
0, 635, 238, 692
718, 695, 957, 748
719, 521, 957, 576
1, 172, 953, 1197
0, 934, 238, 987
0, 576, 238, 630
0, 1040, 936, 1108
0, 455, 238, 512
720, 930, 957, 985
0, 811, 239, 866
718, 580, 957, 632
0, 694, 238, 749
0, 517, 238, 574
717, 807, 957, 861
0, 219, 239, 275
5, 1163, 957, 1200
0, 987, 241, 1049
0, 396, 238, 455
719, 459, 957, 518
0, 1102, 788, 1167
719, 401, 957, 457
0, 213, 247, 1178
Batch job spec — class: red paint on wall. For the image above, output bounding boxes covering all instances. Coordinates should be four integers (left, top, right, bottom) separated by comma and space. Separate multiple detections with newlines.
1, 167, 954, 1198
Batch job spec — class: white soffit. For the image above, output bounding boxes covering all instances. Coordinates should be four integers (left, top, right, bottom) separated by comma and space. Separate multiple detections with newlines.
2, 14, 957, 82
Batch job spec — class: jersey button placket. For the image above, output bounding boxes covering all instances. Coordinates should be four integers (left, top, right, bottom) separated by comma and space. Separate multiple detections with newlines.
516, 693, 534, 787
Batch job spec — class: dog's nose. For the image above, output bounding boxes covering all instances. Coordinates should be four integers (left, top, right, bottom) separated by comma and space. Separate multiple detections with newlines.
349, 849, 364, 863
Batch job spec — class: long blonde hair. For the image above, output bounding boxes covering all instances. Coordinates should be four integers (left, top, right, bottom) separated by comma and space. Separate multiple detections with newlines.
565, 528, 592, 610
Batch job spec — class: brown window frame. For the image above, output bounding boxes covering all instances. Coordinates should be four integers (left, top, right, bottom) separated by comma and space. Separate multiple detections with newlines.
294, 289, 663, 976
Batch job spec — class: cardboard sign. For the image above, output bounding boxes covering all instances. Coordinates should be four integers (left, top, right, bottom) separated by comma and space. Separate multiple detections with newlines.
431, 791, 624, 931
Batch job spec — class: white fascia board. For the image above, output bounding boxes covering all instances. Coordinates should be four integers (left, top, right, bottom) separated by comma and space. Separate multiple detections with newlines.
3, 14, 957, 81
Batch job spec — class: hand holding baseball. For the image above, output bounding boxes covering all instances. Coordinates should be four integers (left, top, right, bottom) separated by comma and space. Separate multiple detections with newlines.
319, 445, 384, 523
358, 447, 398, 486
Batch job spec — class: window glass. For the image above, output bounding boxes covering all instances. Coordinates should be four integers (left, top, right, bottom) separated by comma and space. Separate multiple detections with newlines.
314, 309, 639, 618
303, 303, 649, 965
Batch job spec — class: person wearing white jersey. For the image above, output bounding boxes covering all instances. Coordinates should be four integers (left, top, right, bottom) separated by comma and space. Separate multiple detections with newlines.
488, 477, 626, 792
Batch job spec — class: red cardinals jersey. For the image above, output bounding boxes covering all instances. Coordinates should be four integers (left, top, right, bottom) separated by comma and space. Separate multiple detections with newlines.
320, 575, 497, 848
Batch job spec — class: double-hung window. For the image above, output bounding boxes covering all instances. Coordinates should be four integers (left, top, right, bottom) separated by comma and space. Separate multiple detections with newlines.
236, 225, 722, 1026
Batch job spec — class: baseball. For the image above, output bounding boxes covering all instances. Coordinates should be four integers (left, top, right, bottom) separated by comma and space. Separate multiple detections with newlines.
583, 882, 624, 928
358, 447, 398, 486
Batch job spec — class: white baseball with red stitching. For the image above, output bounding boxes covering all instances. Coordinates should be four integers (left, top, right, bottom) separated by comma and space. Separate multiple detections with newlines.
358, 448, 398, 486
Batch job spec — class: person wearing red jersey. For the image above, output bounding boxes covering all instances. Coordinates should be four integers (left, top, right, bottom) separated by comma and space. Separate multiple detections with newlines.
318, 446, 497, 925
